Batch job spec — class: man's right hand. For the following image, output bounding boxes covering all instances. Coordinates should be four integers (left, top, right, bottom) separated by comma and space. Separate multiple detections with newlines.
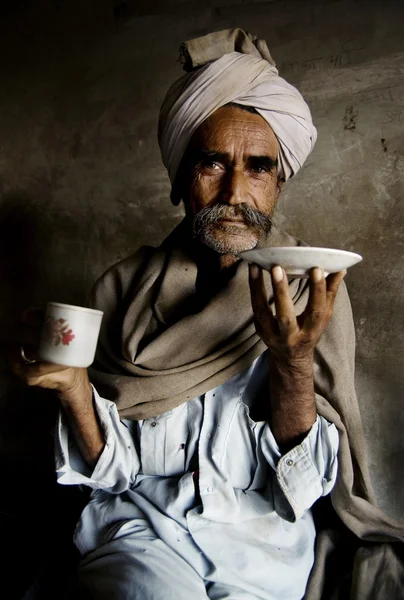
10, 308, 104, 467
10, 308, 92, 407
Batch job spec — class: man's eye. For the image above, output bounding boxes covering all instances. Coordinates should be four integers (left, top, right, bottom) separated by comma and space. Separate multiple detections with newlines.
204, 160, 221, 170
251, 165, 268, 174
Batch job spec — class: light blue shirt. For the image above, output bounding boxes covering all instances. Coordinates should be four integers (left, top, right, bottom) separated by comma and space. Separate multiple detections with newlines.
56, 352, 339, 600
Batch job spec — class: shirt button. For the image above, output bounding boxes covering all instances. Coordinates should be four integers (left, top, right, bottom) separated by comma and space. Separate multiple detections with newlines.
150, 421, 157, 428
206, 433, 212, 439
207, 486, 214, 493
286, 459, 294, 467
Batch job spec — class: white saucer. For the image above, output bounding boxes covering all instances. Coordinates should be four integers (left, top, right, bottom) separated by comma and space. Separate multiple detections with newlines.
239, 247, 362, 277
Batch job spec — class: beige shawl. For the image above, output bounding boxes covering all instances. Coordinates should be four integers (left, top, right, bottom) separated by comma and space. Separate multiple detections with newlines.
89, 222, 307, 419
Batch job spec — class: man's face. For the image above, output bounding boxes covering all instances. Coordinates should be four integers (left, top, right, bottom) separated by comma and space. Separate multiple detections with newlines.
183, 105, 282, 255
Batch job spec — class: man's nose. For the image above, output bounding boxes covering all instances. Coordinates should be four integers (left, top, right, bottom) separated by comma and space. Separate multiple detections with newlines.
221, 168, 248, 205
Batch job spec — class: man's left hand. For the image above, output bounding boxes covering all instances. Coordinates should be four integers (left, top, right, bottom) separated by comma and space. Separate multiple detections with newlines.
248, 263, 346, 447
248, 264, 346, 364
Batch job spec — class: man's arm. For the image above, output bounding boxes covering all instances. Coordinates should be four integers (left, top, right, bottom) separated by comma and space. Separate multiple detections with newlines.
249, 264, 345, 451
14, 361, 105, 468
268, 355, 316, 451
12, 310, 140, 494
56, 370, 105, 468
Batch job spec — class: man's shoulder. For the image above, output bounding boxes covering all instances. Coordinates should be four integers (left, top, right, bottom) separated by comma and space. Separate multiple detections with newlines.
105, 245, 156, 277
89, 245, 157, 307
95, 219, 186, 288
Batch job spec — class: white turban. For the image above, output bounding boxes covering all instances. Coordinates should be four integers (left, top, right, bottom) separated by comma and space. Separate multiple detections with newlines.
158, 30, 317, 190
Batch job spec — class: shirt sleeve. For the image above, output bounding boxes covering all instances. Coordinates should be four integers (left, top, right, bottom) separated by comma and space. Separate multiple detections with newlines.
55, 386, 140, 494
259, 415, 339, 522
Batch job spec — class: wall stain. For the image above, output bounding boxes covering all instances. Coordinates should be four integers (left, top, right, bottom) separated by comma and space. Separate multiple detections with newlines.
343, 105, 358, 131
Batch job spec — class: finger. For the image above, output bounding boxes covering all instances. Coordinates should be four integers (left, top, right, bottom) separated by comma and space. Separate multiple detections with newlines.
248, 264, 277, 335
21, 341, 40, 358
9, 348, 25, 378
14, 338, 40, 362
8, 345, 36, 378
326, 269, 346, 309
9, 348, 38, 382
301, 267, 327, 332
25, 361, 70, 376
11, 353, 70, 387
270, 265, 297, 334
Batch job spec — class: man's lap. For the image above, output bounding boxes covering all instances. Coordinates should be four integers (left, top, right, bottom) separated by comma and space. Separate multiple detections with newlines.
75, 536, 266, 600
77, 535, 206, 600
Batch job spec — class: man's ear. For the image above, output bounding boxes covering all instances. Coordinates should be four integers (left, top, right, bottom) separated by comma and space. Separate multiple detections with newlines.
276, 177, 286, 199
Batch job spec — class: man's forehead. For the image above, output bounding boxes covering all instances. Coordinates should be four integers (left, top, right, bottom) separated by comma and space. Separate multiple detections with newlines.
190, 105, 279, 155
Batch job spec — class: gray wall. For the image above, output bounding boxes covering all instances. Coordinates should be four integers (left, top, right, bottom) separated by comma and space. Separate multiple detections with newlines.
1, 0, 403, 523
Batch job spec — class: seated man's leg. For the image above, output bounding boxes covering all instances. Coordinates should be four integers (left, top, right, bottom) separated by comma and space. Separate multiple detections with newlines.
77, 536, 208, 600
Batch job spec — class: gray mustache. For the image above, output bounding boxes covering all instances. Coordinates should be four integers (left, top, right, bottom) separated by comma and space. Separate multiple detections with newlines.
193, 203, 272, 235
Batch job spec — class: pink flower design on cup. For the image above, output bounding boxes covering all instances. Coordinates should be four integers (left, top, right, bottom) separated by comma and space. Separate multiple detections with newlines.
44, 316, 75, 347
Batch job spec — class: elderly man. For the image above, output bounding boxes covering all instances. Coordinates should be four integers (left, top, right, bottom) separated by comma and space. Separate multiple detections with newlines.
14, 29, 404, 600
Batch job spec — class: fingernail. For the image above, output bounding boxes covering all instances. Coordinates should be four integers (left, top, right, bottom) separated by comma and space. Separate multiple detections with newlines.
249, 264, 259, 278
272, 265, 283, 282
313, 267, 323, 282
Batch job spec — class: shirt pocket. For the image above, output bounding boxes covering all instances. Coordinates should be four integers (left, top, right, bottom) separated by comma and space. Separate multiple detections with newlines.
222, 399, 259, 491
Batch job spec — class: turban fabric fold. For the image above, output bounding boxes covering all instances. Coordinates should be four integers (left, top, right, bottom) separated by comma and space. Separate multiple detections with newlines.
158, 28, 317, 190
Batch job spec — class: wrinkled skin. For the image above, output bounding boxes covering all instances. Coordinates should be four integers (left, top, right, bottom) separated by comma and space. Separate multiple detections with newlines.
182, 105, 283, 266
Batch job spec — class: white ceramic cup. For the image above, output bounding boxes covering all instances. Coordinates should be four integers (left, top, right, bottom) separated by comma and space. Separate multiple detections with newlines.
38, 302, 103, 368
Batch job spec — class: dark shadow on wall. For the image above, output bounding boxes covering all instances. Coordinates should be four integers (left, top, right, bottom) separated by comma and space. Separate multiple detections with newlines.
0, 191, 88, 599
0, 191, 52, 319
